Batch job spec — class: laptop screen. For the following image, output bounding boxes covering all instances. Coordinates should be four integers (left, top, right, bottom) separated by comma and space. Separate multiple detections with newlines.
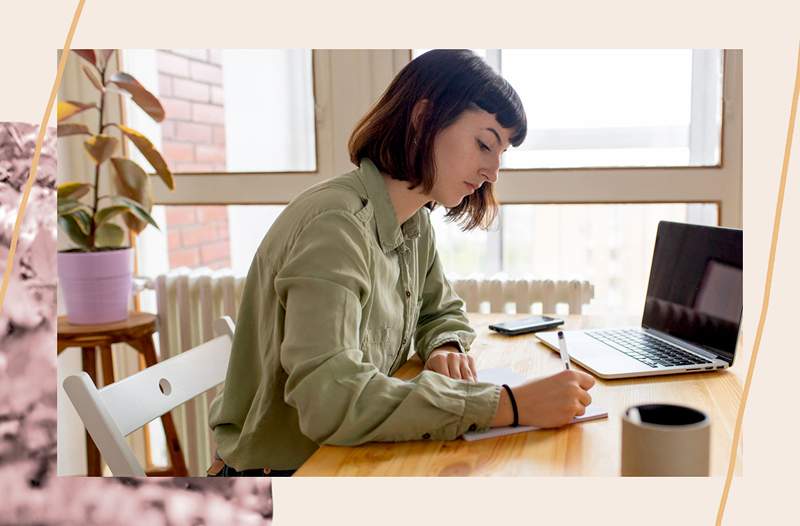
642, 221, 743, 362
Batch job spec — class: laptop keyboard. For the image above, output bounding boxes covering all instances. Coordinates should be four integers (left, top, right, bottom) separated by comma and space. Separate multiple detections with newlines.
586, 329, 713, 369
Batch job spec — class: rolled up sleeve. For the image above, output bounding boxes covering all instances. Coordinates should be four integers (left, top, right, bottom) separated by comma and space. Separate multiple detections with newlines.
275, 211, 499, 445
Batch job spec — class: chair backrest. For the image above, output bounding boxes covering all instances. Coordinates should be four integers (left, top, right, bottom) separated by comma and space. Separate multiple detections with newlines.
450, 276, 594, 314
62, 316, 235, 477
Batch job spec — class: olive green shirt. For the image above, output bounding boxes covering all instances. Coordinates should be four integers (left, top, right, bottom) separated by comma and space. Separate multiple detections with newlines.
208, 158, 501, 471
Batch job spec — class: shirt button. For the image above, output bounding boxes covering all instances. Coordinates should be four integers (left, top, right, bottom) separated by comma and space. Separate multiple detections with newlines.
468, 424, 477, 432
405, 290, 411, 298
401, 337, 407, 345
422, 433, 431, 440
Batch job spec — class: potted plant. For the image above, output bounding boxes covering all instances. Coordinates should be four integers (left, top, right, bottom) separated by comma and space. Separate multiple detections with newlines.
57, 49, 174, 324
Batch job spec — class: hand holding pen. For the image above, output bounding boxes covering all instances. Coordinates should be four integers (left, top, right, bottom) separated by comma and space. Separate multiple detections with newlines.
490, 330, 595, 428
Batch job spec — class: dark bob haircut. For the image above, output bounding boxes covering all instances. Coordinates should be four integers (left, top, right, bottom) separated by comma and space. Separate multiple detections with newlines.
348, 49, 527, 230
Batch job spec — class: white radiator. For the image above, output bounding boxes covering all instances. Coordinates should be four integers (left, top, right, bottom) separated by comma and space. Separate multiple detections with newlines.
141, 268, 246, 476
449, 275, 594, 314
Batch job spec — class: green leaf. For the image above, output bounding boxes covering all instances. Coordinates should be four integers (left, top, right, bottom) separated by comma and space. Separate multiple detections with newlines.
83, 134, 119, 165
109, 72, 165, 122
115, 125, 175, 190
110, 157, 153, 235
95, 223, 126, 248
58, 215, 90, 249
94, 205, 130, 227
57, 182, 91, 200
58, 100, 97, 122
72, 49, 96, 67
57, 123, 91, 137
57, 197, 89, 216
109, 195, 160, 231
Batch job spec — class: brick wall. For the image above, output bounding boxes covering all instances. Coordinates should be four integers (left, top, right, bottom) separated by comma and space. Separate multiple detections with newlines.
157, 49, 230, 270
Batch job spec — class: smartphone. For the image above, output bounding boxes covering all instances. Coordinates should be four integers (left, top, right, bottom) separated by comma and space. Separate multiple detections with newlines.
488, 315, 564, 336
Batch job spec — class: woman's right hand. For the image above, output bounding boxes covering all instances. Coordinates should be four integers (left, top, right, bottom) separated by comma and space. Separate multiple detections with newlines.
491, 370, 596, 429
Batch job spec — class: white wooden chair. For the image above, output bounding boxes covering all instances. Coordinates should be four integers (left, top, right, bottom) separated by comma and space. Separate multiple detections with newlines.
62, 316, 235, 477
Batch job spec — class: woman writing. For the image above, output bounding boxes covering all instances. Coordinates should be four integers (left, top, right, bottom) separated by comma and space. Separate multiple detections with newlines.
209, 49, 595, 476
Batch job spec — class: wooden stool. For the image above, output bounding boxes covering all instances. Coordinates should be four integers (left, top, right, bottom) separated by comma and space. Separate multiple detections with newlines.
57, 312, 188, 477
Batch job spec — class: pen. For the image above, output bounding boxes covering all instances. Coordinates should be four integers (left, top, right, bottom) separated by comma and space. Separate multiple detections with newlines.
557, 330, 571, 370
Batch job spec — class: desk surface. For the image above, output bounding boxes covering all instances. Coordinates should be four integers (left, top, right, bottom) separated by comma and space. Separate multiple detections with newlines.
295, 313, 744, 476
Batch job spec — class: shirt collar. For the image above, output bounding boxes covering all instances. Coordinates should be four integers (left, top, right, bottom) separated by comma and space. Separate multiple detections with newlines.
356, 158, 421, 253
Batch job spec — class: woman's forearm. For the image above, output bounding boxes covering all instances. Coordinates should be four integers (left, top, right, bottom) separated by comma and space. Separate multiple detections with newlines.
490, 387, 513, 427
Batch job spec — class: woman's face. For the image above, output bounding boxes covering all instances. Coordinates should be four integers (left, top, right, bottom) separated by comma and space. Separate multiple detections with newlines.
429, 108, 514, 208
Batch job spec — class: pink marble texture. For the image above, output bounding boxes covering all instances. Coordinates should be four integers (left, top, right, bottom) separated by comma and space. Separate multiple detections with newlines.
0, 122, 273, 525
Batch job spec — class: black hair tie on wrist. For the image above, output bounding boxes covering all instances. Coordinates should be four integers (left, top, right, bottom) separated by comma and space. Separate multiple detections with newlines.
501, 384, 519, 427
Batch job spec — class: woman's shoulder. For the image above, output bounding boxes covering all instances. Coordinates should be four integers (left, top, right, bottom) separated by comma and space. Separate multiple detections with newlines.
260, 171, 373, 260
286, 170, 370, 223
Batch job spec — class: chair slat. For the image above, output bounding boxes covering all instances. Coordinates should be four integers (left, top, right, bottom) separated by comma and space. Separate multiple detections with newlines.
99, 333, 232, 437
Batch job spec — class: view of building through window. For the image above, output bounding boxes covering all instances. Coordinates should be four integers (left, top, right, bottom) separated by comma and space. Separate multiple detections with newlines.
125, 49, 314, 273
156, 50, 231, 270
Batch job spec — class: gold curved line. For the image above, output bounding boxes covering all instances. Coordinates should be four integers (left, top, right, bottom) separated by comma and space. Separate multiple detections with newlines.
0, 0, 86, 316
716, 43, 800, 526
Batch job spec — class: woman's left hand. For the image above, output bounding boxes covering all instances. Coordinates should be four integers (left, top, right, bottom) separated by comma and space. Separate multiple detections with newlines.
424, 346, 477, 382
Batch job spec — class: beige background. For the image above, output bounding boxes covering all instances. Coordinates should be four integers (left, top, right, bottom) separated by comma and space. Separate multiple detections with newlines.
2, 1, 798, 524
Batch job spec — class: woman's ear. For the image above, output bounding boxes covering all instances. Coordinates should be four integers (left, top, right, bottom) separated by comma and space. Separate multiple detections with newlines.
410, 99, 430, 132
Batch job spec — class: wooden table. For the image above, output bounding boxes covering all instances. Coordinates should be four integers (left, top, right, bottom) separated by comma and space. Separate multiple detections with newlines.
57, 312, 187, 476
296, 313, 744, 476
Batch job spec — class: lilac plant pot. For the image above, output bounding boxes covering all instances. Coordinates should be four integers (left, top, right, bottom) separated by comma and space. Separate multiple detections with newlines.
58, 247, 133, 325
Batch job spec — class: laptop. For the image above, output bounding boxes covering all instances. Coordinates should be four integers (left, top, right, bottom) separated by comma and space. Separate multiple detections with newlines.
536, 221, 743, 379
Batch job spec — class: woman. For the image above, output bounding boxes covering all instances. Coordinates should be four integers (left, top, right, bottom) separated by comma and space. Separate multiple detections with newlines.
208, 49, 595, 477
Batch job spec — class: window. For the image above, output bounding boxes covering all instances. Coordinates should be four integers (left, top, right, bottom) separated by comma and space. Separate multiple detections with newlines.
151, 204, 285, 274
122, 49, 317, 276
500, 49, 722, 169
127, 49, 316, 174
433, 203, 718, 315
122, 49, 740, 314
416, 48, 739, 315
416, 49, 723, 169
218, 49, 316, 173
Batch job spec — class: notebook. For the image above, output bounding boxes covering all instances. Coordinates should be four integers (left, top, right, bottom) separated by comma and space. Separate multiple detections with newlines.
463, 368, 607, 442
